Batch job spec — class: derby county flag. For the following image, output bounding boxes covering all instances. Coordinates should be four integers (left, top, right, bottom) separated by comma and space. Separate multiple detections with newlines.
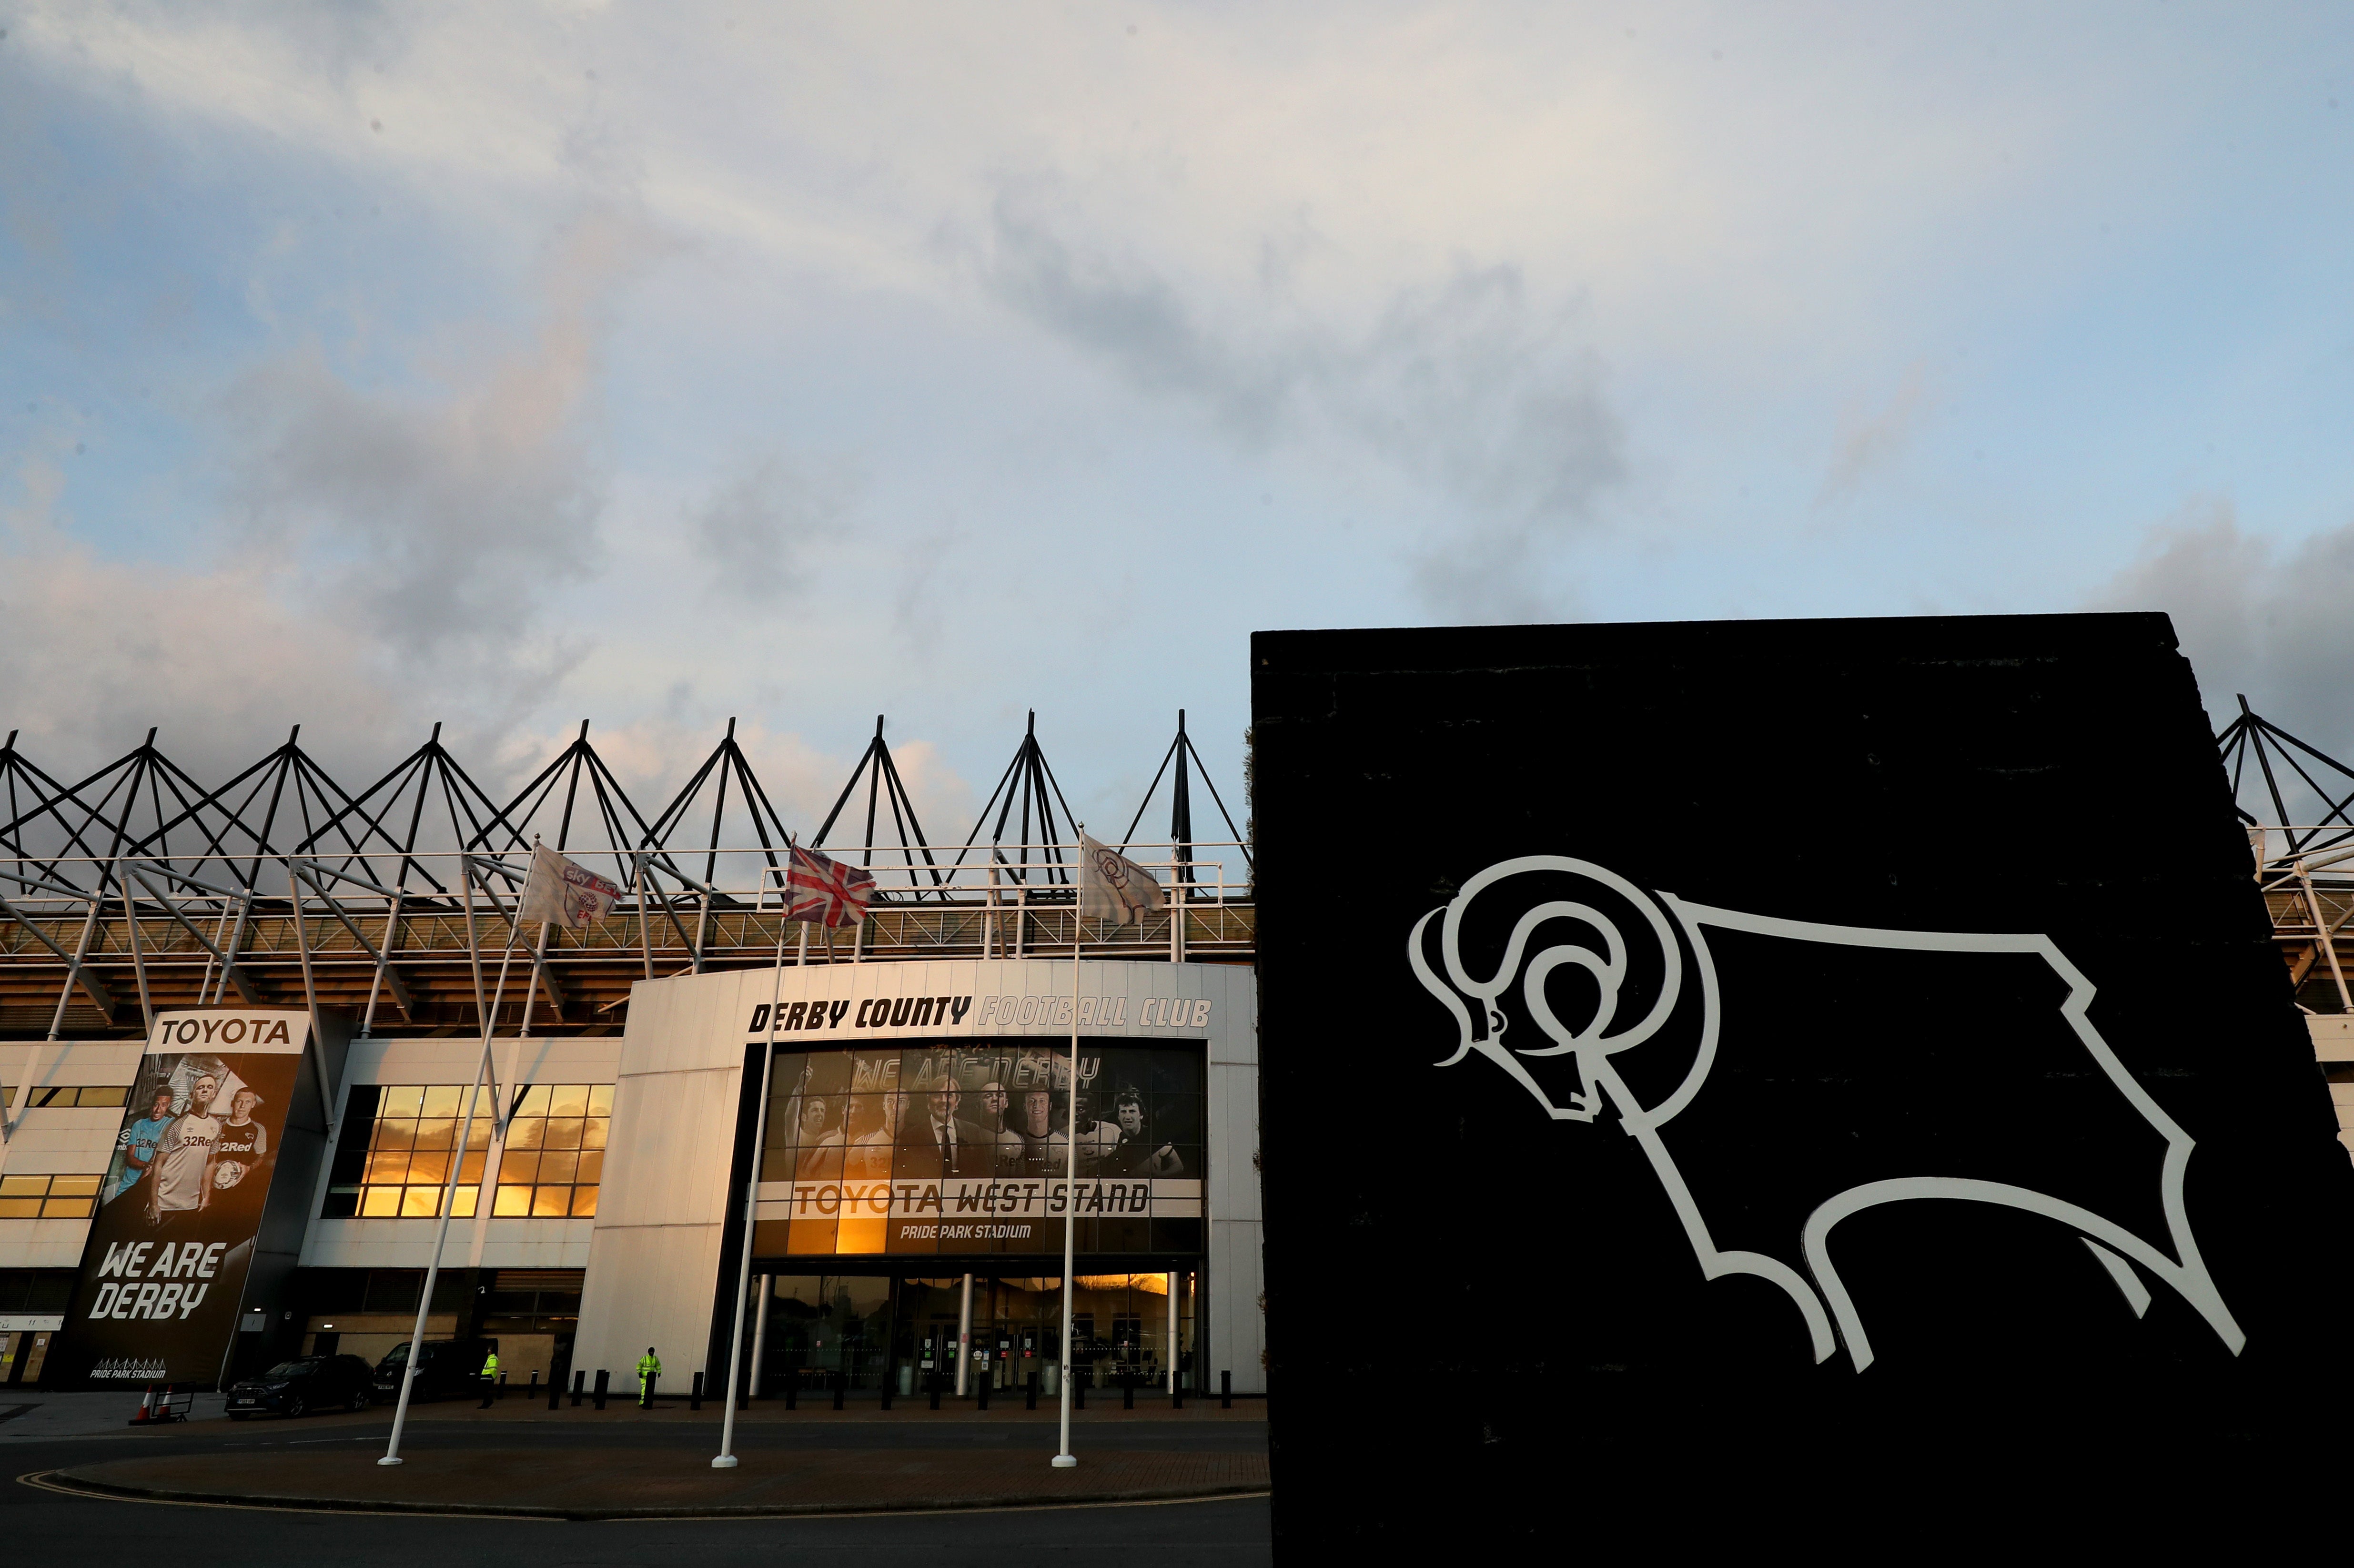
785, 842, 876, 928
1080, 833, 1165, 927
519, 842, 623, 929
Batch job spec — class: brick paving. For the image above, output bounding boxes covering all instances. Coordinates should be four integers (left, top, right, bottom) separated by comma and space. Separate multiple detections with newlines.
51, 1443, 1268, 1518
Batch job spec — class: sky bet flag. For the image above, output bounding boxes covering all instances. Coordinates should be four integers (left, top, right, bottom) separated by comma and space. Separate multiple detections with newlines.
55, 1009, 339, 1387
1252, 614, 2354, 1540
520, 841, 624, 929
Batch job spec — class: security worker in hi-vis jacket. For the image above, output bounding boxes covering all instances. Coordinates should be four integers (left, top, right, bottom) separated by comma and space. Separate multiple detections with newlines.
637, 1347, 661, 1408
478, 1348, 500, 1408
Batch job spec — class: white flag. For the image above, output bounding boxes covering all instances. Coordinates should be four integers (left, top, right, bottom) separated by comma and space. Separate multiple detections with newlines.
1079, 833, 1165, 928
519, 842, 624, 929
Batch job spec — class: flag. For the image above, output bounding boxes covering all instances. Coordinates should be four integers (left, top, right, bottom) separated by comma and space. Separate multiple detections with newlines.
519, 842, 624, 929
1079, 833, 1165, 928
785, 842, 876, 928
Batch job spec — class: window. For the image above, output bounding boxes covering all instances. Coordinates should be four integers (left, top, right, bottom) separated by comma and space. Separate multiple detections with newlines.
323, 1083, 492, 1220
0, 1084, 128, 1109
491, 1084, 612, 1219
0, 1173, 103, 1219
322, 1082, 609, 1221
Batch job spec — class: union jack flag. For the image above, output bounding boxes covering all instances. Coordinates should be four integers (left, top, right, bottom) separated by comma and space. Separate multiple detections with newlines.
784, 842, 876, 928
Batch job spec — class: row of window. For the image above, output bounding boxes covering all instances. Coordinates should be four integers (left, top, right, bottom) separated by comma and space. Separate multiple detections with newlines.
0, 1085, 129, 1109
322, 1083, 611, 1221
0, 1174, 103, 1220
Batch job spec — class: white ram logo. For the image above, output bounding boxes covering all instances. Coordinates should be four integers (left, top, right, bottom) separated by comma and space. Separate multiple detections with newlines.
1409, 855, 2246, 1371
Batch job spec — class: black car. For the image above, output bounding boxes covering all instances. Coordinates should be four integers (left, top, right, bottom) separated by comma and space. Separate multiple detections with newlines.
225, 1354, 375, 1419
372, 1336, 498, 1404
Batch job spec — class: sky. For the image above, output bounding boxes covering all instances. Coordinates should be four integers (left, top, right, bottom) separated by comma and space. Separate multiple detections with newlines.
5, 1, 2353, 848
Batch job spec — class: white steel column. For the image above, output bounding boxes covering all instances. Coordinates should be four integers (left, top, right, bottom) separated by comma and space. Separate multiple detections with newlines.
956, 1273, 974, 1396
748, 1275, 772, 1398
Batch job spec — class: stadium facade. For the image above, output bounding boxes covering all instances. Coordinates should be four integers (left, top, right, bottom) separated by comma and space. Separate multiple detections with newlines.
0, 714, 1265, 1399
7, 700, 2352, 1397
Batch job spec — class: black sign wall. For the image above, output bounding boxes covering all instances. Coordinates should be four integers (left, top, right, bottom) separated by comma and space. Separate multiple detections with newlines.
1252, 614, 2354, 1540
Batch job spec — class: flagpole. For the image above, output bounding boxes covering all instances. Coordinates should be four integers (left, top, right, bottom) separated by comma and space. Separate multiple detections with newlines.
716, 848, 792, 1468
1053, 825, 1083, 1468
381, 854, 516, 1467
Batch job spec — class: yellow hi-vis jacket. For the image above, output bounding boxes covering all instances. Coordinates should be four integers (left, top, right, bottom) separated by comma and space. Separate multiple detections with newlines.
482, 1352, 500, 1377
636, 1353, 661, 1386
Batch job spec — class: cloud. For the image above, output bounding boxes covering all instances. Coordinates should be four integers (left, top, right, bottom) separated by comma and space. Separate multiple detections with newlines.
0, 209, 667, 780
0, 453, 405, 780
1817, 362, 1930, 507
2093, 501, 2354, 808
221, 211, 660, 680
690, 455, 852, 600
976, 187, 1625, 621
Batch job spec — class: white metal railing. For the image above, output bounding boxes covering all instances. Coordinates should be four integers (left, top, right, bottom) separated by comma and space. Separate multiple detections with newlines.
0, 841, 1254, 1048
2250, 827, 2354, 1013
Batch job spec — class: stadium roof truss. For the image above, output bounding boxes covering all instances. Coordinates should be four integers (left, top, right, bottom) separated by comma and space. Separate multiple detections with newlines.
0, 714, 1253, 1048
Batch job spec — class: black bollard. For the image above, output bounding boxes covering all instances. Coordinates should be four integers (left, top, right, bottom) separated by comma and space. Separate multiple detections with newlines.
785, 1376, 797, 1410
642, 1371, 657, 1409
929, 1370, 941, 1411
690, 1371, 703, 1412
1075, 1370, 1084, 1410
1024, 1369, 1037, 1410
571, 1369, 585, 1408
977, 1369, 990, 1410
832, 1373, 844, 1411
528, 1370, 539, 1401
547, 1370, 560, 1411
593, 1369, 609, 1410
879, 1371, 892, 1411
1122, 1368, 1134, 1410
1221, 1369, 1232, 1409
1172, 1368, 1183, 1410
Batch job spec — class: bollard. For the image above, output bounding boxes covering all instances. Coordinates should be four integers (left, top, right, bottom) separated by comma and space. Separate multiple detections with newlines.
1221, 1370, 1232, 1409
691, 1371, 703, 1411
593, 1369, 609, 1410
832, 1372, 845, 1411
879, 1372, 892, 1411
642, 1371, 657, 1409
929, 1370, 941, 1411
528, 1370, 539, 1401
1123, 1368, 1134, 1411
1075, 1371, 1084, 1410
571, 1369, 585, 1408
1025, 1369, 1038, 1410
785, 1376, 797, 1410
977, 1369, 990, 1411
1172, 1369, 1183, 1411
547, 1370, 561, 1411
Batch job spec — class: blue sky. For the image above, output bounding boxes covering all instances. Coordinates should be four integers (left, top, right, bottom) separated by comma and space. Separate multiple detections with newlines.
4, 1, 2352, 841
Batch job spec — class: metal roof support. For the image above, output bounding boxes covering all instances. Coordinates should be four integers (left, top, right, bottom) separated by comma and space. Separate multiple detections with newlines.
120, 858, 155, 1035
0, 869, 117, 1025
289, 860, 416, 1020
809, 716, 946, 902
282, 860, 337, 1135
123, 863, 262, 1007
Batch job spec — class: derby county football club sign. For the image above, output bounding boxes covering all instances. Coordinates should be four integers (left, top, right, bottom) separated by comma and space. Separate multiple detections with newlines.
1252, 614, 2354, 1540
56, 1009, 338, 1387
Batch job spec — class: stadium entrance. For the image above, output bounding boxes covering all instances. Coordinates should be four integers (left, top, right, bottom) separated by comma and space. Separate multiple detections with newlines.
749, 1270, 1198, 1399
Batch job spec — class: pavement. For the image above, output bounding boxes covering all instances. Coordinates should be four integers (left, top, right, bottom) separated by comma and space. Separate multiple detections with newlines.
2, 1390, 1273, 1559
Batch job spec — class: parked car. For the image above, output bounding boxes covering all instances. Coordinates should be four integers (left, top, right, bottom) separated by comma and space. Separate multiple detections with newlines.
225, 1354, 375, 1419
372, 1337, 498, 1404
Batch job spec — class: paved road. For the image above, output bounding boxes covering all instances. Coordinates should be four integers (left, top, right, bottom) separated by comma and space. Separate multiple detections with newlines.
3, 1406, 1273, 1564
